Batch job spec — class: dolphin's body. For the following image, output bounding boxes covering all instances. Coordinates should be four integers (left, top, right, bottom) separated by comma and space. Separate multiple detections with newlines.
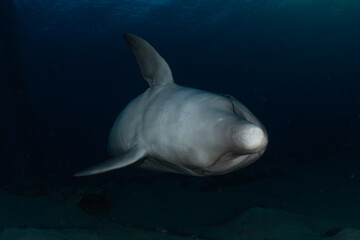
75, 34, 268, 177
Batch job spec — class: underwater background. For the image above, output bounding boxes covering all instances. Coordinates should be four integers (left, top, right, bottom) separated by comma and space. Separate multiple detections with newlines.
0, 0, 360, 239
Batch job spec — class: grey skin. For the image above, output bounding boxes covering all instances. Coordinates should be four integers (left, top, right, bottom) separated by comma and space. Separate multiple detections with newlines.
75, 34, 268, 177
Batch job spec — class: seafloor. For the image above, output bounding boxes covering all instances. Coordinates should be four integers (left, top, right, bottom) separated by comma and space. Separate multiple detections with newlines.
0, 152, 359, 240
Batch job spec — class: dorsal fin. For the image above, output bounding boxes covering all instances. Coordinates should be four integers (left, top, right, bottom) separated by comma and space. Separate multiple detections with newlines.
124, 33, 174, 87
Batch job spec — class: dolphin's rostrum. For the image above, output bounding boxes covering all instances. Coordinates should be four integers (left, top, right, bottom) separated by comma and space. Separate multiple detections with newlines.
75, 34, 268, 177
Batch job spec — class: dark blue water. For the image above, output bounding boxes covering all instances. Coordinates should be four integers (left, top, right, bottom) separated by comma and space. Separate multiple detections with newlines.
0, 1, 360, 239
3, 0, 359, 179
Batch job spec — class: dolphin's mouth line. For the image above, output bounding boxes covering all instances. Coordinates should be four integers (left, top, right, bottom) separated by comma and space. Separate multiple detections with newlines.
203, 152, 243, 172
201, 151, 263, 176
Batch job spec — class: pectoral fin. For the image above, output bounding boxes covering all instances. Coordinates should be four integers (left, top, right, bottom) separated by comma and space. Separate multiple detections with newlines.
74, 147, 145, 177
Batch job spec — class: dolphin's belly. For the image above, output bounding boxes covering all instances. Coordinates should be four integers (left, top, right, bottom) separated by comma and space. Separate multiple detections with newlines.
135, 157, 202, 176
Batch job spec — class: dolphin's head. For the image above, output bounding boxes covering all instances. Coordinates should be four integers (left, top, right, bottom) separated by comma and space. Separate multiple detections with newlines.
194, 94, 268, 176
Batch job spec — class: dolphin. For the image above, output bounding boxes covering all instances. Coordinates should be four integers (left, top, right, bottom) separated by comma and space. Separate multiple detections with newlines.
75, 34, 268, 177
